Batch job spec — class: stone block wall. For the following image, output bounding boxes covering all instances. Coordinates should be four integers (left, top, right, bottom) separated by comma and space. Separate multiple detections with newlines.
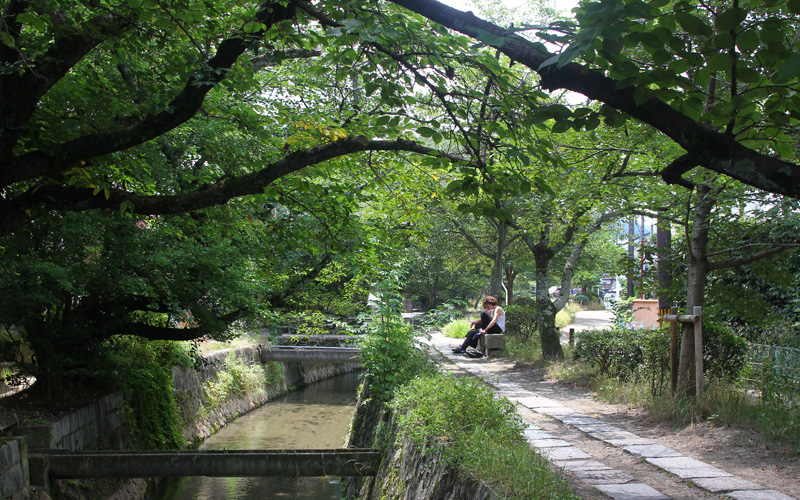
20, 393, 126, 451
0, 437, 29, 500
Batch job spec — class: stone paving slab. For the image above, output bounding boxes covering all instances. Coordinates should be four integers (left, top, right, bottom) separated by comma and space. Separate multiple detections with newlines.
516, 396, 565, 409
558, 415, 606, 426
726, 490, 797, 500
573, 468, 635, 485
623, 444, 682, 458
523, 429, 557, 440
542, 446, 593, 460
537, 406, 580, 416
495, 391, 537, 399
575, 423, 624, 433
692, 476, 765, 493
594, 483, 669, 500
554, 459, 613, 471
588, 430, 654, 446
529, 438, 573, 448
646, 456, 732, 479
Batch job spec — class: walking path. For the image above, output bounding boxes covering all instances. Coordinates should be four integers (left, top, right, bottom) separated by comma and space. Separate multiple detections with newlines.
422, 314, 797, 500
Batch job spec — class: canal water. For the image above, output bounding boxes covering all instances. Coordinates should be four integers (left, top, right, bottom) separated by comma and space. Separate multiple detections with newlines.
153, 371, 360, 500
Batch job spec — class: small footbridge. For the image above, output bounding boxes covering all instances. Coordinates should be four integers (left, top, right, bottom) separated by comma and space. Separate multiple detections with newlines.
259, 345, 361, 364
31, 449, 379, 483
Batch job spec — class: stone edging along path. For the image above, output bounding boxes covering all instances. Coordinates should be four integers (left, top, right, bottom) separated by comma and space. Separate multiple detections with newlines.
424, 332, 797, 500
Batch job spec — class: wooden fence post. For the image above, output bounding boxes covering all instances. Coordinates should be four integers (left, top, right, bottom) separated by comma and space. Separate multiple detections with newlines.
694, 306, 703, 397
670, 307, 678, 394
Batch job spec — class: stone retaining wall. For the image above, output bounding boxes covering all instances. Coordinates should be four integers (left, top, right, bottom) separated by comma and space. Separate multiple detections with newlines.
343, 383, 494, 500
174, 344, 360, 442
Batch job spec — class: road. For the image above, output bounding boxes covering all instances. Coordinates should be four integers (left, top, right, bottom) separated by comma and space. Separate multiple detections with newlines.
560, 309, 614, 344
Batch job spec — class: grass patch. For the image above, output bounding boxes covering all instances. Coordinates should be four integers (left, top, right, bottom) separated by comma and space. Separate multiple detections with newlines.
505, 335, 543, 363
441, 318, 471, 339
392, 373, 580, 500
555, 302, 583, 328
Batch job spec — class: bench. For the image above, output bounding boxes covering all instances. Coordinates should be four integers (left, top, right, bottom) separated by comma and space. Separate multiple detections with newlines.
479, 333, 506, 358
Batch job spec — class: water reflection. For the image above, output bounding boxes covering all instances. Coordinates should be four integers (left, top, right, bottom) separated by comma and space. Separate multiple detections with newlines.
155, 371, 360, 500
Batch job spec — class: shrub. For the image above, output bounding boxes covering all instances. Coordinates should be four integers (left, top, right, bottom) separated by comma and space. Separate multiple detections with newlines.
573, 294, 590, 305
702, 321, 747, 382
573, 327, 670, 395
202, 352, 282, 414
359, 278, 436, 403
504, 296, 537, 340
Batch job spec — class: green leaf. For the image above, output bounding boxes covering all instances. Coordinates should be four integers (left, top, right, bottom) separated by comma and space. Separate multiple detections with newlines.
375, 115, 391, 126
632, 86, 652, 106
551, 120, 572, 133
736, 30, 760, 53
668, 59, 691, 74
416, 126, 436, 138
774, 55, 800, 83
715, 7, 746, 31
736, 65, 762, 84
677, 13, 712, 37
707, 53, 733, 72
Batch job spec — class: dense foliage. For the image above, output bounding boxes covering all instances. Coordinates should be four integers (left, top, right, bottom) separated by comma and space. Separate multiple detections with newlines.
573, 323, 747, 396
358, 276, 436, 402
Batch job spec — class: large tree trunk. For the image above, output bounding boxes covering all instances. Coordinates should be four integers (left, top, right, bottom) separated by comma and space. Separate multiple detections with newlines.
534, 250, 564, 359
489, 221, 507, 299
676, 184, 713, 397
504, 264, 516, 306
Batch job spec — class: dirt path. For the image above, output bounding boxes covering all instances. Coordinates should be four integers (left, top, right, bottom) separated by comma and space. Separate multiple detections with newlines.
427, 322, 799, 500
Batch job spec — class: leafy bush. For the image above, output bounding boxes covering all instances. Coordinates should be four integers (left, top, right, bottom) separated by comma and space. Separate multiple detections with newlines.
504, 296, 537, 340
702, 321, 747, 381
359, 278, 436, 403
573, 327, 670, 395
104, 336, 186, 450
202, 352, 283, 414
392, 373, 579, 500
574, 321, 747, 396
573, 294, 590, 305
421, 300, 468, 329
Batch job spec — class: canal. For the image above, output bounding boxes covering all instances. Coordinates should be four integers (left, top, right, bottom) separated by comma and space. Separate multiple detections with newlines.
153, 371, 360, 500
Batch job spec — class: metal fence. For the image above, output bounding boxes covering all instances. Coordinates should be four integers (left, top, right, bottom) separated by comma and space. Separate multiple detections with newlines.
744, 343, 800, 401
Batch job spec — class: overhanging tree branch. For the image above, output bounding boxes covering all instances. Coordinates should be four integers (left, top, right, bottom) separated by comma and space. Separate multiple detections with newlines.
388, 0, 800, 198
1, 136, 467, 235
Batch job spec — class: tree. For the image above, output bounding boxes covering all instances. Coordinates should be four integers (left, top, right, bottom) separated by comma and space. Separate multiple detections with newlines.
670, 177, 800, 396
0, 0, 462, 236
389, 0, 800, 197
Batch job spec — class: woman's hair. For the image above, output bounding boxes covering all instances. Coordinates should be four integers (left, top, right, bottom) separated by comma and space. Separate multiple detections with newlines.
482, 296, 498, 307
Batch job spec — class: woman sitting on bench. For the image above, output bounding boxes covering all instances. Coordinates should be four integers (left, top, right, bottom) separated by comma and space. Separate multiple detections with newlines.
452, 295, 505, 354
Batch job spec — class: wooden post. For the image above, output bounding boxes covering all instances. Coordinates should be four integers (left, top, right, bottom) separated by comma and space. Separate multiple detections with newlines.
569, 328, 575, 347
669, 307, 678, 394
693, 306, 703, 397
